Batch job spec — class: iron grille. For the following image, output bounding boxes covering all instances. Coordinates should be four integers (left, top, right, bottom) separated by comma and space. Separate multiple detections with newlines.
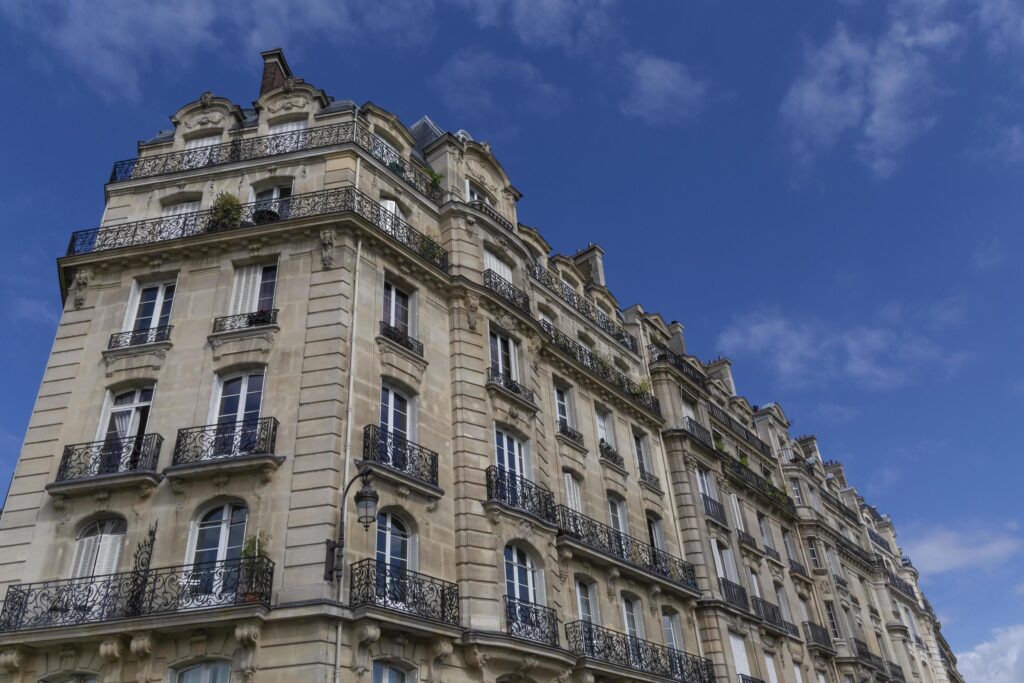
172, 417, 278, 465
378, 321, 424, 357
108, 326, 172, 349
483, 269, 531, 314
55, 434, 163, 482
211, 309, 278, 333
565, 621, 716, 682
485, 466, 556, 523
504, 595, 559, 646
349, 559, 459, 626
362, 424, 438, 486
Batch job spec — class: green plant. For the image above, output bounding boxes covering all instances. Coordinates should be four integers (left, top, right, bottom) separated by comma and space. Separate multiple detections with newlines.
425, 168, 444, 187
637, 378, 653, 393
241, 530, 268, 559
209, 192, 242, 232
387, 160, 405, 175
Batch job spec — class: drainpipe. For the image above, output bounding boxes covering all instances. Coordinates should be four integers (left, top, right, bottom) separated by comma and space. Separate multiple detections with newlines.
333, 235, 363, 683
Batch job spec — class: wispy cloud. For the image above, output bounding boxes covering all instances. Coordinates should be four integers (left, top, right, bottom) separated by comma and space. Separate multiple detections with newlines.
957, 624, 1024, 683
716, 304, 971, 390
451, 0, 619, 53
620, 52, 708, 126
780, 0, 962, 177
972, 0, 1024, 66
902, 526, 1022, 575
432, 48, 566, 120
971, 238, 1008, 271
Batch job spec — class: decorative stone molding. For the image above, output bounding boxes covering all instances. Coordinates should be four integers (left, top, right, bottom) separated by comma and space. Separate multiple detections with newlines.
0, 647, 28, 675
234, 620, 262, 682
464, 645, 492, 683
557, 547, 573, 583
426, 638, 453, 683
351, 622, 381, 675
72, 266, 94, 309
320, 228, 337, 269
101, 343, 170, 379
129, 632, 155, 683
551, 669, 573, 683
208, 327, 278, 364
376, 335, 428, 389
100, 636, 127, 683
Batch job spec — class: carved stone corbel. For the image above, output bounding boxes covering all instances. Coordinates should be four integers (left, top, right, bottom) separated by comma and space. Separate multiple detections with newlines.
606, 567, 621, 602
551, 669, 573, 683
129, 632, 155, 683
426, 638, 453, 683
100, 636, 128, 683
234, 620, 262, 682
514, 656, 539, 679
0, 647, 30, 683
464, 645, 492, 683
320, 228, 337, 270
648, 585, 662, 616
73, 266, 94, 310
351, 622, 380, 676
557, 547, 573, 583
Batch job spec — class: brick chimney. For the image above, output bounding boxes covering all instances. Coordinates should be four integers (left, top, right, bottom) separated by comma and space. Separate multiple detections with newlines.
259, 48, 293, 97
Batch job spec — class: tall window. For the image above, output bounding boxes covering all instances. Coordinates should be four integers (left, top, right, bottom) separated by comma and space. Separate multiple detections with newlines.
783, 530, 798, 560
130, 281, 176, 335
489, 330, 518, 381
634, 430, 653, 478
375, 511, 411, 608
764, 653, 780, 683
189, 503, 247, 599
758, 515, 774, 550
595, 408, 614, 448
608, 495, 628, 535
564, 472, 582, 512
254, 183, 292, 220
213, 370, 265, 455
484, 249, 512, 282
575, 578, 600, 623
467, 181, 492, 205
495, 428, 525, 476
776, 585, 792, 622
662, 608, 683, 650
793, 664, 805, 683
97, 387, 153, 474
646, 515, 665, 551
622, 594, 646, 665
230, 264, 277, 315
748, 568, 761, 598
174, 661, 230, 683
70, 518, 126, 579
555, 385, 575, 429
371, 662, 408, 683
731, 494, 746, 531
697, 467, 717, 501
806, 540, 821, 569
504, 545, 537, 604
789, 478, 804, 505
379, 386, 410, 439
825, 601, 841, 639
382, 281, 411, 334
730, 633, 750, 677
379, 199, 407, 234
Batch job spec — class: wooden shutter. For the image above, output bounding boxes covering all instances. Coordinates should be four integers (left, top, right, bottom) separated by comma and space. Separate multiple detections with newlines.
69, 535, 100, 579
231, 265, 261, 314
94, 533, 123, 575
729, 633, 750, 676
484, 250, 512, 281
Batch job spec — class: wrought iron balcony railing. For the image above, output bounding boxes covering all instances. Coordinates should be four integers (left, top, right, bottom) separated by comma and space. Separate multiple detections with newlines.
853, 638, 886, 670
55, 434, 163, 483
868, 528, 892, 553
789, 558, 809, 577
737, 529, 758, 551
486, 367, 536, 404
538, 320, 660, 416
803, 621, 834, 651
110, 121, 445, 204
719, 578, 749, 611
485, 466, 556, 523
556, 506, 698, 591
705, 402, 772, 457
504, 595, 559, 646
67, 187, 449, 272
751, 596, 790, 634
108, 325, 173, 349
483, 269, 531, 315
599, 439, 624, 468
739, 676, 766, 683
821, 489, 861, 524
362, 424, 438, 487
349, 559, 459, 627
211, 309, 278, 333
702, 494, 727, 526
377, 321, 424, 356
721, 457, 796, 514
647, 343, 706, 385
886, 571, 916, 599
557, 420, 585, 448
468, 199, 514, 232
682, 416, 714, 449
639, 468, 661, 489
0, 556, 273, 632
565, 621, 715, 683
764, 545, 781, 562
887, 660, 906, 681
172, 417, 279, 465
833, 573, 849, 589
531, 264, 638, 353
835, 534, 874, 565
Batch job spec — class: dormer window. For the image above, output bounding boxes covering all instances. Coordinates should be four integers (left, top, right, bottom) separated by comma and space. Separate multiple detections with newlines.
254, 183, 293, 222
268, 119, 308, 154
467, 180, 492, 205
185, 133, 221, 150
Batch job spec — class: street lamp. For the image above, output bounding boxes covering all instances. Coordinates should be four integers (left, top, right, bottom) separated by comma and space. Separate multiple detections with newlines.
324, 467, 378, 581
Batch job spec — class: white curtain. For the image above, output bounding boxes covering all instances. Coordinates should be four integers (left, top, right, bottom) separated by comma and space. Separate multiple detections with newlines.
231, 265, 261, 314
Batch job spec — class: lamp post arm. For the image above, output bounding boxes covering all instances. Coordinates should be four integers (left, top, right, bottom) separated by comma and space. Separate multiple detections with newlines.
325, 466, 372, 582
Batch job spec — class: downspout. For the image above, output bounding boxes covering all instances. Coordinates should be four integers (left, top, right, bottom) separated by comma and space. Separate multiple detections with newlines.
333, 235, 363, 683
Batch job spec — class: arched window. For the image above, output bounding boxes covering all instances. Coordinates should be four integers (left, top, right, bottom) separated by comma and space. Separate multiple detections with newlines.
174, 660, 230, 683
51, 676, 97, 683
187, 503, 247, 601
372, 661, 409, 683
212, 370, 265, 456
89, 387, 154, 476
375, 511, 412, 608
574, 576, 601, 624
504, 545, 537, 603
70, 518, 126, 579
505, 544, 547, 640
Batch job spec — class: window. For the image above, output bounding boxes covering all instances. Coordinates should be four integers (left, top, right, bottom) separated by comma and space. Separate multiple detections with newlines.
70, 518, 126, 579
595, 408, 614, 448
484, 249, 512, 282
730, 633, 750, 677
564, 472, 582, 512
789, 478, 804, 505
712, 541, 739, 582
748, 568, 761, 598
188, 503, 247, 600
680, 395, 697, 421
175, 661, 230, 683
383, 281, 411, 334
185, 134, 222, 150
230, 264, 277, 315
181, 135, 221, 170
489, 330, 518, 380
806, 540, 821, 569
793, 664, 805, 683
495, 428, 525, 476
731, 494, 745, 531
608, 495, 628, 535
254, 183, 292, 221
712, 430, 725, 451
213, 370, 265, 455
758, 515, 774, 550
809, 487, 821, 511
467, 180, 491, 205
555, 385, 575, 429
372, 661, 408, 683
816, 673, 828, 683
380, 385, 410, 439
575, 578, 600, 623
783, 530, 797, 560
633, 431, 653, 478
269, 119, 307, 135
764, 653, 780, 683
646, 515, 665, 551
662, 609, 683, 650
825, 546, 840, 575
622, 594, 646, 640
379, 198, 407, 234
697, 467, 717, 501
129, 280, 176, 336
504, 545, 538, 603
825, 601, 841, 639
96, 387, 153, 474
776, 586, 792, 621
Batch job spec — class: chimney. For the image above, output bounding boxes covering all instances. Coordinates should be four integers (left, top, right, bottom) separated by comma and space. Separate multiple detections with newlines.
259, 48, 293, 97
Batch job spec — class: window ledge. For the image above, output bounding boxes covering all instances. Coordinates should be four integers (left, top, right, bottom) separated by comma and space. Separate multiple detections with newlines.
101, 341, 173, 378
208, 325, 279, 362
163, 453, 285, 485
638, 478, 663, 496
555, 433, 587, 455
45, 470, 162, 499
356, 459, 443, 501
485, 380, 539, 413
598, 456, 629, 479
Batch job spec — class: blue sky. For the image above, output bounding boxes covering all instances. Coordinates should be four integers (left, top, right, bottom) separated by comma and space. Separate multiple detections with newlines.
0, 1, 1021, 677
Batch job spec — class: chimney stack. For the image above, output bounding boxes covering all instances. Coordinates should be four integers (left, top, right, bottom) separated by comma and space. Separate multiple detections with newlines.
259, 48, 293, 97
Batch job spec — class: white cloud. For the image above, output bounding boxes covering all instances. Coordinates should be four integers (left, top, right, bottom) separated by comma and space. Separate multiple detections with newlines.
716, 305, 970, 389
958, 624, 1024, 683
902, 527, 1021, 575
450, 0, 618, 52
971, 238, 1008, 271
972, 0, 1024, 64
780, 0, 962, 177
990, 124, 1024, 163
432, 48, 566, 118
1013, 581, 1024, 597
620, 52, 708, 126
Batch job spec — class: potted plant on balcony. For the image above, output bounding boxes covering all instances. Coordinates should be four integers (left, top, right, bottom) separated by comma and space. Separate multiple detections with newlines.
237, 530, 268, 604
425, 168, 443, 187
208, 192, 242, 233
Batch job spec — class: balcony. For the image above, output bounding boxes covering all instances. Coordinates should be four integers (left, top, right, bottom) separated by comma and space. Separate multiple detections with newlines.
803, 621, 835, 653
751, 597, 796, 637
868, 528, 892, 553
485, 466, 557, 524
556, 506, 698, 593
647, 343, 706, 386
468, 199, 514, 232
833, 573, 849, 590
361, 424, 439, 488
835, 534, 874, 565
719, 578, 749, 611
349, 559, 460, 627
599, 439, 625, 469
108, 325, 173, 349
788, 558, 809, 578
821, 489, 861, 524
504, 595, 559, 647
557, 420, 585, 449
737, 529, 759, 551
887, 660, 906, 681
639, 468, 661, 490
169, 418, 282, 480
702, 494, 728, 526
212, 309, 278, 334
853, 638, 886, 671
681, 417, 714, 450
110, 122, 445, 204
0, 557, 272, 633
377, 321, 424, 357
483, 269, 530, 315
538, 320, 660, 417
531, 264, 638, 353
739, 676, 766, 683
763, 546, 781, 563
485, 367, 536, 405
565, 621, 715, 683
705, 402, 772, 458
47, 434, 163, 496
886, 571, 916, 599
67, 186, 449, 273
721, 457, 795, 515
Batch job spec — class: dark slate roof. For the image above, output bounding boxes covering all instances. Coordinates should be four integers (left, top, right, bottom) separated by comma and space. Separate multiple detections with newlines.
410, 115, 445, 154
319, 99, 357, 115
144, 129, 174, 144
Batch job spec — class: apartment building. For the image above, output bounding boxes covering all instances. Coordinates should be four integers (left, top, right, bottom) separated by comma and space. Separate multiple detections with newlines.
0, 50, 961, 683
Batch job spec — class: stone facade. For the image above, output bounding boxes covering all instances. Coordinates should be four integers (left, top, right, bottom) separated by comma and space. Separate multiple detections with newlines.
0, 50, 962, 683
